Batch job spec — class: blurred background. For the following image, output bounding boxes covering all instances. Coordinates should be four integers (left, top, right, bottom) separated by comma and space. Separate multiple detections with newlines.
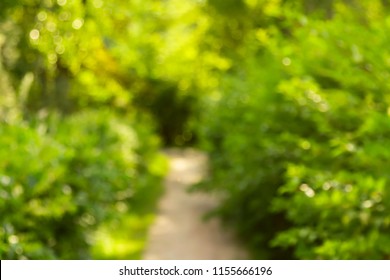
1, 0, 390, 260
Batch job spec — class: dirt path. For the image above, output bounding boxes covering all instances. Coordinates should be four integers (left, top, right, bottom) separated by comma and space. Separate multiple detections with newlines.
143, 149, 247, 260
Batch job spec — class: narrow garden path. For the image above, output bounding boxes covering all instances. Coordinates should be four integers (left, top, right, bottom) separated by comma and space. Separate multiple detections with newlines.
143, 148, 247, 260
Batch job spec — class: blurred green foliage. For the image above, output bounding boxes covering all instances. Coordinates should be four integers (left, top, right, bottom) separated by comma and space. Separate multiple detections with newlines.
0, 0, 169, 259
197, 0, 390, 259
0, 110, 167, 259
2, 0, 390, 260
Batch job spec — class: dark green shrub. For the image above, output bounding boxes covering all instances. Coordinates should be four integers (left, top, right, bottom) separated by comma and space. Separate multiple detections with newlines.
133, 78, 198, 146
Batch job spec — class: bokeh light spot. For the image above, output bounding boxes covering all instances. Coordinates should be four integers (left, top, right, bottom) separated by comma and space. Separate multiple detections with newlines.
29, 29, 40, 40
72, 18, 84, 30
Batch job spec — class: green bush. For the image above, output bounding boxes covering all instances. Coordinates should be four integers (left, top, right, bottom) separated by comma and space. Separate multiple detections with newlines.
0, 123, 73, 259
198, 11, 390, 259
0, 110, 166, 259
